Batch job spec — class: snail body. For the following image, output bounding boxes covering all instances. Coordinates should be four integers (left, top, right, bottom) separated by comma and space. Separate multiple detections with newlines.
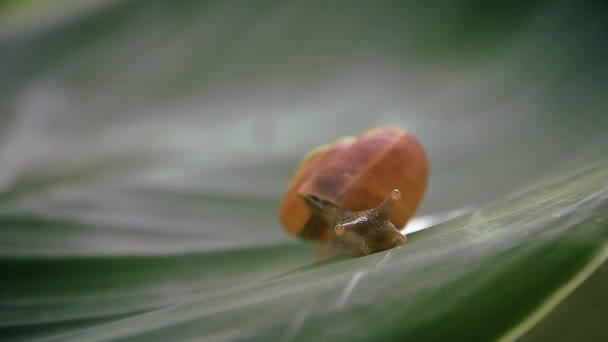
279, 126, 429, 259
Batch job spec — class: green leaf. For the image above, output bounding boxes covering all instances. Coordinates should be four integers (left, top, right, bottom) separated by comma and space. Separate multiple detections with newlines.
6, 155, 606, 342
1, 1, 608, 341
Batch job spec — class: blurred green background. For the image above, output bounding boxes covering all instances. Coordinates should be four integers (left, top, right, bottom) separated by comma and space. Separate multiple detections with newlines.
0, 1, 607, 341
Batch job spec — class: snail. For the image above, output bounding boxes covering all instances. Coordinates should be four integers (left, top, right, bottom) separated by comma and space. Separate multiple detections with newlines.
278, 126, 429, 259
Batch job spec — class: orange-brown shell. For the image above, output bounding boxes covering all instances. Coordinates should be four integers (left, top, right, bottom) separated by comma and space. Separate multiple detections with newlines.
278, 126, 429, 242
